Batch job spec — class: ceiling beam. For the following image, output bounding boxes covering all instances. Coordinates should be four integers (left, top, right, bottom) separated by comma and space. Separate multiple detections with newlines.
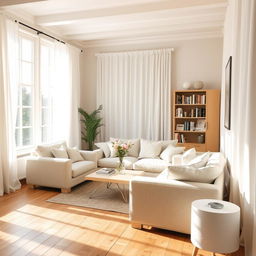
0, 0, 46, 7
35, 2, 227, 26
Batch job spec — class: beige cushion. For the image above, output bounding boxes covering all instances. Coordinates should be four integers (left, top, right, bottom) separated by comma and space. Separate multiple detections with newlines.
134, 158, 169, 173
72, 161, 96, 178
139, 139, 162, 159
110, 137, 140, 157
182, 148, 197, 164
52, 148, 69, 159
160, 139, 178, 151
35, 141, 67, 157
188, 152, 210, 168
67, 148, 84, 163
95, 142, 110, 158
160, 145, 185, 163
98, 157, 137, 169
107, 141, 118, 158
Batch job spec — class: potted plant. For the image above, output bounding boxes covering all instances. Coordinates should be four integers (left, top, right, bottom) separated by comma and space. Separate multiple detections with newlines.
78, 105, 103, 150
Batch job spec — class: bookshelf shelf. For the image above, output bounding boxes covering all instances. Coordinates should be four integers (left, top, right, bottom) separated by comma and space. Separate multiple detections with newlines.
172, 89, 220, 152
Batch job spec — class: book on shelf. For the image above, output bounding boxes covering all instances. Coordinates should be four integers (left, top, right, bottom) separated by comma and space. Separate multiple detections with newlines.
176, 94, 206, 105
96, 168, 115, 175
174, 133, 185, 143
195, 119, 206, 131
176, 124, 184, 131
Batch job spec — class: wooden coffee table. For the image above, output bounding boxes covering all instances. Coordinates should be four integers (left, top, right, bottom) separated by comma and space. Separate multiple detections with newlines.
85, 169, 158, 202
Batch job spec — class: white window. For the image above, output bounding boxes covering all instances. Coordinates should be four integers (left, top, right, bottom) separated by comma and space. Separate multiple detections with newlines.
15, 35, 35, 149
16, 32, 56, 154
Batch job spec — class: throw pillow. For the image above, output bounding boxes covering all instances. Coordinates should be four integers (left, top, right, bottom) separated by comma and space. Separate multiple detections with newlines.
110, 137, 140, 157
138, 139, 162, 159
160, 145, 185, 163
35, 141, 67, 157
95, 142, 111, 158
188, 152, 210, 168
67, 148, 84, 163
51, 148, 69, 159
168, 164, 222, 184
160, 139, 178, 151
182, 148, 197, 164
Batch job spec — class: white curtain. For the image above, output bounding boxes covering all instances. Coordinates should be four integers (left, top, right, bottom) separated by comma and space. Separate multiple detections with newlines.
67, 46, 81, 148
221, 0, 256, 255
52, 43, 81, 148
96, 48, 172, 141
0, 16, 21, 195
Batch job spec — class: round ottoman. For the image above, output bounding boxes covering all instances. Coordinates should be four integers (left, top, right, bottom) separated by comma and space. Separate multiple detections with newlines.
191, 199, 240, 256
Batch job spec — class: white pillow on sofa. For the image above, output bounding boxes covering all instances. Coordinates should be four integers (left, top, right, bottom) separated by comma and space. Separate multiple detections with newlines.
35, 141, 67, 157
95, 142, 111, 158
52, 148, 69, 159
188, 152, 210, 168
168, 164, 222, 183
110, 137, 140, 157
182, 148, 197, 164
160, 139, 178, 151
67, 148, 84, 163
139, 139, 162, 159
160, 145, 185, 163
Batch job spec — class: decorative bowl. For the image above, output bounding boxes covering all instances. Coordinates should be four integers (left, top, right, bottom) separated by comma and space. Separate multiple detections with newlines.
193, 81, 204, 89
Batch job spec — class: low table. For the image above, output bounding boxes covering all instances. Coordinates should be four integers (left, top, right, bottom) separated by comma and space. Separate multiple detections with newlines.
85, 169, 158, 202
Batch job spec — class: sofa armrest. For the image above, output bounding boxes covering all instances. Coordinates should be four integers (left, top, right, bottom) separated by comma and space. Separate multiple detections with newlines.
26, 157, 72, 189
80, 149, 103, 162
129, 172, 224, 234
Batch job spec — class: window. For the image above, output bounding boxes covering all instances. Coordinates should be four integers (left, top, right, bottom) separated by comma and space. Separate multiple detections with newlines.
15, 35, 35, 149
15, 32, 56, 153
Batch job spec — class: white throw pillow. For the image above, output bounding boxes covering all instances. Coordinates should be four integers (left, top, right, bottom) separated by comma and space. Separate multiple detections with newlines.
107, 141, 119, 158
160, 145, 185, 163
138, 139, 162, 159
168, 164, 222, 183
35, 141, 67, 157
182, 148, 197, 164
160, 139, 178, 151
67, 148, 84, 163
110, 137, 140, 157
51, 148, 69, 159
188, 152, 210, 168
95, 142, 111, 158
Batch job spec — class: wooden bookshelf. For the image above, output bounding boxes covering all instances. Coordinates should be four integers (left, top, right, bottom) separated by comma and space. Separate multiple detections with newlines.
172, 89, 220, 152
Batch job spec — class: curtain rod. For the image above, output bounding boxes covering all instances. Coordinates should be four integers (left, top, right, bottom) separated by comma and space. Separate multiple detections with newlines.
95, 48, 174, 56
15, 20, 83, 53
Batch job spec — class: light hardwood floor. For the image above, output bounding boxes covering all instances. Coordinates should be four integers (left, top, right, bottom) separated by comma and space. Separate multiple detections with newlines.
0, 183, 245, 256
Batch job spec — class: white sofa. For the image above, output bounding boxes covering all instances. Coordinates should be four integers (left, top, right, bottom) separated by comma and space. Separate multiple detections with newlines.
26, 142, 99, 192
129, 152, 226, 234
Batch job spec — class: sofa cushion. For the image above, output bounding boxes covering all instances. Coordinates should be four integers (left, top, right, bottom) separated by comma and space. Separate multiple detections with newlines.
110, 137, 140, 157
134, 158, 169, 173
188, 152, 210, 168
160, 145, 185, 163
72, 161, 96, 178
52, 148, 69, 159
35, 141, 67, 157
98, 157, 138, 169
160, 139, 178, 151
182, 148, 197, 164
67, 148, 84, 163
139, 139, 162, 159
95, 142, 111, 158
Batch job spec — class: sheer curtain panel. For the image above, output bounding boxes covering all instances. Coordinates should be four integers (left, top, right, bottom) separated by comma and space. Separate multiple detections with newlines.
96, 48, 172, 141
0, 16, 21, 195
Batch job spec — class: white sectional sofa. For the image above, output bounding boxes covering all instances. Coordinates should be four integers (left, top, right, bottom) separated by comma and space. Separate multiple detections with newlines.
129, 152, 226, 234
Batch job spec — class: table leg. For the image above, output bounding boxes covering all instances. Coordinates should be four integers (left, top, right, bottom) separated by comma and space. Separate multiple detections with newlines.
116, 183, 128, 203
192, 246, 198, 256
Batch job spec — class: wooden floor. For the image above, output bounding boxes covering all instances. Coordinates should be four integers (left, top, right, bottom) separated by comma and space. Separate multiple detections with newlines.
0, 184, 245, 256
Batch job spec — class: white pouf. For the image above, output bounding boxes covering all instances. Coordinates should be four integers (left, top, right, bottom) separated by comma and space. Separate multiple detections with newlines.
191, 199, 240, 255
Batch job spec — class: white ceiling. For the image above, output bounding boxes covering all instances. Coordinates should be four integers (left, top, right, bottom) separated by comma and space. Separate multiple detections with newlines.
2, 0, 227, 48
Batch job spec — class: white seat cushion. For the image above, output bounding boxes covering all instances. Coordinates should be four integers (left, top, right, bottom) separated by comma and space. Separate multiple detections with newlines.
134, 158, 170, 173
98, 157, 138, 169
72, 161, 96, 178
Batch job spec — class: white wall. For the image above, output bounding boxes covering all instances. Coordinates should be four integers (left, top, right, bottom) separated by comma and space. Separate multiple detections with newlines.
80, 38, 223, 112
